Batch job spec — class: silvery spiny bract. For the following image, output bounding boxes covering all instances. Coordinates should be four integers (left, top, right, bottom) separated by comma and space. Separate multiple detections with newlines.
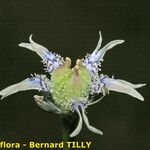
0, 31, 146, 137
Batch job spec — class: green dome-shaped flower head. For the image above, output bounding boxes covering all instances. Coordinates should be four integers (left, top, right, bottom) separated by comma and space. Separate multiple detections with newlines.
51, 58, 92, 113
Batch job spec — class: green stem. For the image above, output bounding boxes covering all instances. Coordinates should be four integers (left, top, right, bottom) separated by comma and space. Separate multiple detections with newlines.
62, 115, 77, 150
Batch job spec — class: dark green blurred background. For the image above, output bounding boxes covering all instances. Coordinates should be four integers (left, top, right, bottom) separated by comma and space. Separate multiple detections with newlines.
0, 0, 149, 150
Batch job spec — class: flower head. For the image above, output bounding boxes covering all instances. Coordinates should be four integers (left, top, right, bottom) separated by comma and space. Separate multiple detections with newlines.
0, 31, 146, 137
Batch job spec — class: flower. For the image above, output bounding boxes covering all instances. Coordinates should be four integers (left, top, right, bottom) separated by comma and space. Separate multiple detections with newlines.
0, 31, 146, 137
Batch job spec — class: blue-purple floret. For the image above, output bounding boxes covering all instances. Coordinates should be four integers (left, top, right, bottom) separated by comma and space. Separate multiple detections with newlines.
44, 51, 63, 74
28, 76, 49, 91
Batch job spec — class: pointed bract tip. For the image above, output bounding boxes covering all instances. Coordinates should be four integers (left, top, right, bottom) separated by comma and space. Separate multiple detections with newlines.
99, 31, 102, 36
138, 95, 144, 101
141, 83, 146, 87
0, 94, 5, 100
18, 43, 24, 47
29, 34, 34, 43
135, 83, 146, 89
119, 40, 125, 44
